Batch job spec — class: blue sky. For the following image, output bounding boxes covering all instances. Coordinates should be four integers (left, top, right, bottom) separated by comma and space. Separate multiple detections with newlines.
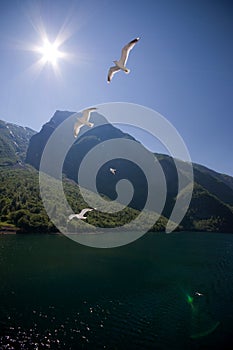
0, 0, 233, 176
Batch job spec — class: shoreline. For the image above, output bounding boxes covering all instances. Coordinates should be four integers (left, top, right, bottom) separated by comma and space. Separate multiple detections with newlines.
0, 231, 17, 235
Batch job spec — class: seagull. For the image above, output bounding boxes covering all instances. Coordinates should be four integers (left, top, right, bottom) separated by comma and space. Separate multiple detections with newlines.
67, 208, 94, 221
195, 291, 204, 296
107, 37, 140, 83
110, 168, 116, 175
74, 107, 97, 138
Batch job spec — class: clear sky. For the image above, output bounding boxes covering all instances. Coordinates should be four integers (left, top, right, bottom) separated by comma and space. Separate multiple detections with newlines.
0, 0, 233, 176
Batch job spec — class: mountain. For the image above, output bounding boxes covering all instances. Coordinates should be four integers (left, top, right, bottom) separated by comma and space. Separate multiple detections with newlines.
154, 153, 233, 232
0, 166, 169, 233
24, 110, 233, 233
25, 110, 136, 170
0, 119, 36, 166
179, 183, 233, 232
26, 110, 148, 210
193, 163, 233, 192
1, 111, 233, 233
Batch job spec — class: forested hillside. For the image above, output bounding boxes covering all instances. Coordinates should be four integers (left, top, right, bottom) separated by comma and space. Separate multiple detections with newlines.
1, 112, 233, 234
0, 166, 168, 233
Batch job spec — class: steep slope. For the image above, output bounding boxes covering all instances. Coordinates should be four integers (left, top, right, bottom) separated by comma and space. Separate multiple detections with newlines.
25, 110, 74, 169
194, 163, 233, 193
0, 111, 230, 232
6, 110, 233, 233
155, 154, 233, 231
0, 120, 36, 165
25, 110, 136, 170
26, 110, 149, 210
193, 167, 233, 207
0, 166, 168, 233
179, 183, 233, 232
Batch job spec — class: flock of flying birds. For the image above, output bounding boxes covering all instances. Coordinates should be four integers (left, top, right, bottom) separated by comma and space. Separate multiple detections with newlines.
70, 37, 140, 223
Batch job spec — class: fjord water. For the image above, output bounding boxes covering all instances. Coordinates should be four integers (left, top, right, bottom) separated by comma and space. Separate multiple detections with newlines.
0, 232, 233, 349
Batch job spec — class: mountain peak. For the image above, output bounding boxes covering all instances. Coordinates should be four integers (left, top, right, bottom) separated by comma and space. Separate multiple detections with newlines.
25, 110, 135, 171
1, 114, 233, 233
51, 110, 75, 124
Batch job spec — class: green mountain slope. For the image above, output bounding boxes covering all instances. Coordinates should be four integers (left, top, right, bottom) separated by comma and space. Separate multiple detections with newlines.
0, 120, 36, 166
0, 166, 168, 233
180, 183, 233, 232
1, 111, 233, 233
194, 163, 233, 192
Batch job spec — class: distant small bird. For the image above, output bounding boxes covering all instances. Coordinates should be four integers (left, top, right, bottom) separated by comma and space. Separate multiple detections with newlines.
107, 37, 140, 83
110, 168, 116, 175
67, 208, 94, 221
74, 107, 97, 138
195, 291, 204, 296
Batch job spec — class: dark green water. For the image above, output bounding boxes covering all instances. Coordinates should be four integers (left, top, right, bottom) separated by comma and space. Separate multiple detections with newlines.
1, 232, 233, 349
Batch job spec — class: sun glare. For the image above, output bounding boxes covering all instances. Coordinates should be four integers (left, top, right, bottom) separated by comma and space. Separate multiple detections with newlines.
37, 38, 63, 65
23, 19, 74, 78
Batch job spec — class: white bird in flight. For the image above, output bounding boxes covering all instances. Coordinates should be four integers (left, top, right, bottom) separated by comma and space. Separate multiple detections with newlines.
110, 168, 116, 175
107, 37, 140, 83
74, 107, 97, 138
195, 291, 204, 296
67, 208, 94, 221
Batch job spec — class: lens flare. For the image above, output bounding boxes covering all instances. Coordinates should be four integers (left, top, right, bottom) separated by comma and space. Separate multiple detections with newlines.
185, 291, 220, 338
37, 38, 63, 65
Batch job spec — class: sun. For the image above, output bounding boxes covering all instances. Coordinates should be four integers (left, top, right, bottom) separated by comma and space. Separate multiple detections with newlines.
37, 38, 63, 66
23, 24, 73, 78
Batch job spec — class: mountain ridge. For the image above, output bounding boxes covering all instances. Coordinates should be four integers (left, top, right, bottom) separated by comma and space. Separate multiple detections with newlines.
1, 111, 233, 233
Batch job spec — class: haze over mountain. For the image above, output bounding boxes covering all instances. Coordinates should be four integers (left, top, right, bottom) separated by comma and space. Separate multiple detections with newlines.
0, 111, 233, 233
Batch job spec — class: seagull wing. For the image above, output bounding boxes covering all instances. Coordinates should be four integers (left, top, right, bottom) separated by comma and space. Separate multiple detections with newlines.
82, 108, 97, 122
107, 66, 120, 83
119, 37, 140, 66
74, 119, 83, 138
79, 208, 93, 216
68, 214, 76, 221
